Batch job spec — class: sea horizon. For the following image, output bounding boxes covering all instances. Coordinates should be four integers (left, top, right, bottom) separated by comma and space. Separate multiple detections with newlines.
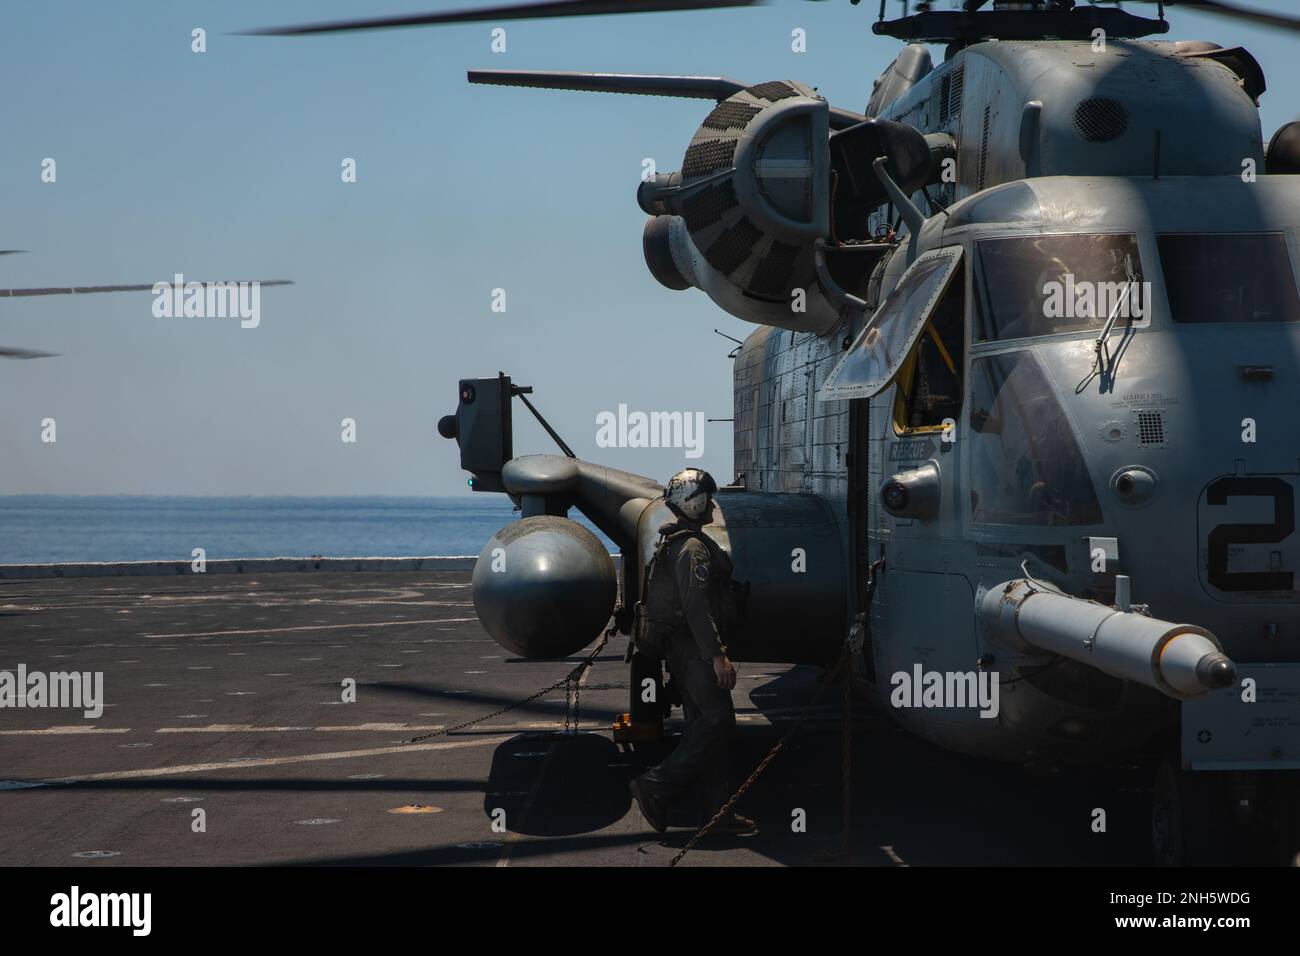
0, 495, 613, 565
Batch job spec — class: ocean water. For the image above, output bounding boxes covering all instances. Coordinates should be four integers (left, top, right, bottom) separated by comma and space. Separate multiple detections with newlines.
0, 496, 614, 565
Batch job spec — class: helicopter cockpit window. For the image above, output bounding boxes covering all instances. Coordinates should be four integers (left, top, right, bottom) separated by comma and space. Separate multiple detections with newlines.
821, 246, 963, 401
1158, 233, 1300, 324
969, 350, 1104, 527
974, 233, 1144, 341
894, 267, 964, 432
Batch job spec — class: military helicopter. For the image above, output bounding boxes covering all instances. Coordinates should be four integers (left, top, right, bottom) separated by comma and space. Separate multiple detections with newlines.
253, 0, 1300, 865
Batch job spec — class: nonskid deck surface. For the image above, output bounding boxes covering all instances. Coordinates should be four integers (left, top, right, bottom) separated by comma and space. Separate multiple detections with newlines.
0, 572, 1147, 866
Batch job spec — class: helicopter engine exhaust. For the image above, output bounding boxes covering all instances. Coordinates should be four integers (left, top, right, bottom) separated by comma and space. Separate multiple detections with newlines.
978, 579, 1236, 700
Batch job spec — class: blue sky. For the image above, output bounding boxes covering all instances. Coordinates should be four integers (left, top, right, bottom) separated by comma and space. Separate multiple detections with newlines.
3, 0, 1299, 495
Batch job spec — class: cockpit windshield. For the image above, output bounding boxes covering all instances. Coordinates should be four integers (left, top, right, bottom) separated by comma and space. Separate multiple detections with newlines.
974, 233, 1145, 341
969, 351, 1104, 527
1158, 233, 1300, 324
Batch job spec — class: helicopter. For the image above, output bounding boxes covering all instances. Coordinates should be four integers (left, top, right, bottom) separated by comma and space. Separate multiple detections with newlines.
252, 0, 1300, 865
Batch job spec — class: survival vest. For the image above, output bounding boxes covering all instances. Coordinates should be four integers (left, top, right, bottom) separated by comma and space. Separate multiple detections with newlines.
632, 528, 749, 659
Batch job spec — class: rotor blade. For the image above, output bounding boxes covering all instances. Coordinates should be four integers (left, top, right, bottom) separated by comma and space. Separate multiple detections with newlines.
1146, 1, 1300, 34
244, 0, 760, 36
469, 69, 747, 100
0, 280, 292, 298
0, 250, 26, 256
0, 346, 57, 359
469, 68, 867, 128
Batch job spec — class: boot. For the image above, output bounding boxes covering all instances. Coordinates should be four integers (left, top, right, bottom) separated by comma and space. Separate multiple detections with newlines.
711, 812, 757, 836
629, 775, 668, 832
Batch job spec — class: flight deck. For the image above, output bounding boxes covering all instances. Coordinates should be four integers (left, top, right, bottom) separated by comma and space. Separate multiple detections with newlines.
0, 570, 1149, 866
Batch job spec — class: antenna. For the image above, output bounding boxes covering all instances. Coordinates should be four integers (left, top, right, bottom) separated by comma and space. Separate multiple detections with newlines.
510, 382, 577, 458
713, 328, 743, 358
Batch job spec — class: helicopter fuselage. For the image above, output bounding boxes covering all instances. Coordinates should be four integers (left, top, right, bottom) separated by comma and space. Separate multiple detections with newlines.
726, 39, 1299, 768
733, 173, 1300, 765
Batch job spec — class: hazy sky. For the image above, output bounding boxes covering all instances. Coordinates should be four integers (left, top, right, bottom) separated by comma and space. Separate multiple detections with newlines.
4, 0, 1299, 495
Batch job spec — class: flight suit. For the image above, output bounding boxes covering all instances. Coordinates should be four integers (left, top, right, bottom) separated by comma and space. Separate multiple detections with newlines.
637, 521, 737, 815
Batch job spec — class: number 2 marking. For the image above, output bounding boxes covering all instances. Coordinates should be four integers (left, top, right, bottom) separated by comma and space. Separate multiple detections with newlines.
1205, 476, 1295, 592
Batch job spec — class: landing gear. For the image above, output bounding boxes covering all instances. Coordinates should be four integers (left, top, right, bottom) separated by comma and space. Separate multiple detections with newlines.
613, 649, 669, 755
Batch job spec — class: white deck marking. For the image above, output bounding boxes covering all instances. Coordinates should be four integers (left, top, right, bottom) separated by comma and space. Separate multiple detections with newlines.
36, 734, 511, 785
156, 724, 312, 733
140, 618, 477, 639
880, 845, 909, 866
154, 723, 447, 733
0, 726, 130, 736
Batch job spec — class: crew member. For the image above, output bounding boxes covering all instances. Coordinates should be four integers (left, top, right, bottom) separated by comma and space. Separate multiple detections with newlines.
629, 468, 755, 836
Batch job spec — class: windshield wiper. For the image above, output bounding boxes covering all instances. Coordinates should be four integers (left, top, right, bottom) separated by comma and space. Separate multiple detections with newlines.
1076, 254, 1138, 393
